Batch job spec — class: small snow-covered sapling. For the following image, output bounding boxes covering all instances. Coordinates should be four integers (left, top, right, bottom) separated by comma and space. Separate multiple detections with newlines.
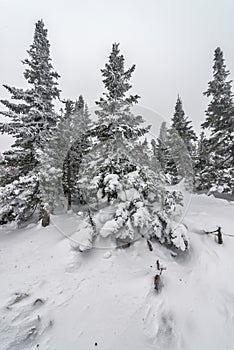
156, 259, 166, 275
154, 259, 167, 292
154, 274, 160, 291
147, 239, 153, 251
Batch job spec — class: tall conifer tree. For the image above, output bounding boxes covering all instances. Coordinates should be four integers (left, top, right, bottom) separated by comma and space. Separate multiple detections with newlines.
201, 47, 234, 193
0, 19, 60, 224
77, 43, 188, 251
171, 96, 197, 155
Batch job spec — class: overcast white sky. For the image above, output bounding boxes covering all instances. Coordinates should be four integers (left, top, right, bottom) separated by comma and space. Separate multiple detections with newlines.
0, 0, 234, 151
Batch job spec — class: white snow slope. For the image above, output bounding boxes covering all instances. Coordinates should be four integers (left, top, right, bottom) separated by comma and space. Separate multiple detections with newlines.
0, 194, 234, 350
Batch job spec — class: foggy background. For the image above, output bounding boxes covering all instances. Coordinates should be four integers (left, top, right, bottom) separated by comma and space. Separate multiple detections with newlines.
0, 0, 233, 151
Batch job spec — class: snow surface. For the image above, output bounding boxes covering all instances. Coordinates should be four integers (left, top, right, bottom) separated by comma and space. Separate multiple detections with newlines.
0, 194, 234, 350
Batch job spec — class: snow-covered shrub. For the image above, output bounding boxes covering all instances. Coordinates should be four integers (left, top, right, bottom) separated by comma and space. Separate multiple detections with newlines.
0, 173, 39, 225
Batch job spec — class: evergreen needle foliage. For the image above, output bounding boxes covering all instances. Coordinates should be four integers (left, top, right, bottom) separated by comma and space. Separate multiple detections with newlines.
0, 20, 60, 224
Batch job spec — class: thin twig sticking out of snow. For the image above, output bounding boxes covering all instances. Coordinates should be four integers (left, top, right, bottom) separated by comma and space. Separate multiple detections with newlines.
147, 239, 153, 251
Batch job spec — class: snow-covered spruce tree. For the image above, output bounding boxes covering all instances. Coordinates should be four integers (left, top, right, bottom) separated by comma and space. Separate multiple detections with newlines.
38, 96, 92, 213
154, 97, 196, 187
62, 96, 92, 207
171, 96, 197, 156
153, 120, 193, 187
201, 47, 234, 194
154, 121, 170, 175
0, 19, 60, 225
77, 43, 188, 251
166, 126, 194, 187
194, 131, 211, 191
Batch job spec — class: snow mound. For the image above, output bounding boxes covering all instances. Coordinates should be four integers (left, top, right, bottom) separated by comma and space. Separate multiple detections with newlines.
0, 194, 234, 349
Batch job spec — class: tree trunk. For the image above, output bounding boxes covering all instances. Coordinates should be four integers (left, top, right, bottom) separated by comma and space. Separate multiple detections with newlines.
217, 227, 223, 244
67, 150, 72, 211
42, 208, 50, 227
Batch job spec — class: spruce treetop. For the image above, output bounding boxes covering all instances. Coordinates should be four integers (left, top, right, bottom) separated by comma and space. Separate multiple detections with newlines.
94, 43, 149, 140
171, 95, 197, 153
96, 43, 140, 114
202, 47, 233, 132
22, 19, 60, 112
1, 19, 60, 123
75, 95, 85, 112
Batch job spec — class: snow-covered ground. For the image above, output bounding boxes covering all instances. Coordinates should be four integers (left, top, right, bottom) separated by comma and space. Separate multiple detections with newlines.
0, 194, 234, 350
